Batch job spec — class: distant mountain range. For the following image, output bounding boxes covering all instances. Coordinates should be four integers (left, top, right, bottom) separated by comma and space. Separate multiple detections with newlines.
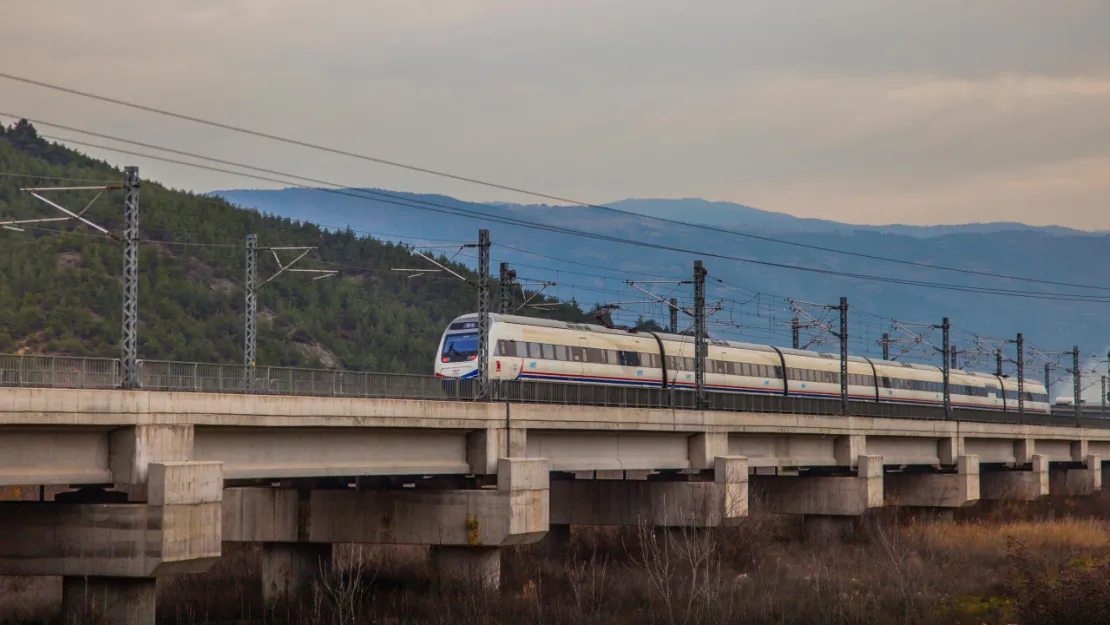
212, 187, 1110, 384
496, 197, 1102, 238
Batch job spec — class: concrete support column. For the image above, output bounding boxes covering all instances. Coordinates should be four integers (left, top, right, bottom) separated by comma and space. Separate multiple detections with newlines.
430, 546, 501, 590
261, 543, 332, 605
1050, 454, 1102, 497
225, 459, 550, 551
62, 576, 156, 625
884, 454, 980, 509
753, 455, 883, 516
981, 454, 1049, 501
550, 456, 748, 527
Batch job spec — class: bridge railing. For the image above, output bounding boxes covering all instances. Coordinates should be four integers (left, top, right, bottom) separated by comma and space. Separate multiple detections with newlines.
3, 354, 1109, 426
0, 354, 121, 389
137, 360, 478, 401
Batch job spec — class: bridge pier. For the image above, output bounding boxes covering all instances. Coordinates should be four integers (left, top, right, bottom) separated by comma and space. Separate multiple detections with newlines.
547, 456, 749, 528
223, 458, 549, 599
884, 455, 980, 513
981, 454, 1049, 501
1049, 454, 1102, 497
0, 462, 222, 625
754, 455, 883, 528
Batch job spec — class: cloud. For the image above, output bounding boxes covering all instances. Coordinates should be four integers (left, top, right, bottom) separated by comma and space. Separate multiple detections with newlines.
1, 1, 1108, 227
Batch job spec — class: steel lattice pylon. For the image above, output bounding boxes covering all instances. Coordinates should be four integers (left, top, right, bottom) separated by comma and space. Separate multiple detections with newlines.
121, 167, 140, 389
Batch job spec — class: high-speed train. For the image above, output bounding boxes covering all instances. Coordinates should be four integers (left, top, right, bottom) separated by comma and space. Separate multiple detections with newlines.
434, 313, 1051, 413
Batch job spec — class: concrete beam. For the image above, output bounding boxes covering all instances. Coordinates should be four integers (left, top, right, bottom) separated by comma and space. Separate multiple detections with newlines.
1050, 454, 1102, 497
527, 431, 690, 472
0, 426, 111, 486
194, 427, 471, 479
981, 454, 1049, 501
223, 487, 300, 543
752, 455, 883, 516
0, 462, 223, 577
225, 458, 549, 547
884, 455, 980, 508
550, 456, 747, 527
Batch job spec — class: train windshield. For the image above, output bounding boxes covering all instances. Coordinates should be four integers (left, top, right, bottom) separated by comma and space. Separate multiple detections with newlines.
442, 333, 479, 363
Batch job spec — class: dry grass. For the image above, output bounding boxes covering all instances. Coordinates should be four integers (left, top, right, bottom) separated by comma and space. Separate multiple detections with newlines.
8, 508, 1110, 624
907, 517, 1110, 552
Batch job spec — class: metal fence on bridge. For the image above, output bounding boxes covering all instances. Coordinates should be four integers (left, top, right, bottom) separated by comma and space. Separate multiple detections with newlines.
2, 353, 1109, 428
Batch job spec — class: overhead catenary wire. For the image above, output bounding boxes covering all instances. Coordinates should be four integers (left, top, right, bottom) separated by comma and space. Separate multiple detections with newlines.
2, 81, 1108, 292
4, 127, 1105, 364
19, 126, 1110, 303
0, 171, 121, 184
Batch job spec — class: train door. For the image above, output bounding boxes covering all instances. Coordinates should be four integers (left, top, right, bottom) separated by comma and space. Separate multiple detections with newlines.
501, 340, 523, 380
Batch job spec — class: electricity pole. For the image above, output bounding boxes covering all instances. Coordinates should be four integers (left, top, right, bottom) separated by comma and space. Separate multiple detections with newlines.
996, 349, 1003, 376
477, 229, 491, 400
882, 332, 890, 360
838, 297, 848, 415
1102, 375, 1107, 413
670, 298, 679, 334
941, 317, 951, 420
121, 166, 140, 389
498, 262, 516, 315
244, 234, 258, 367
1073, 345, 1081, 422
1016, 333, 1025, 420
1044, 363, 1051, 403
693, 261, 707, 409
792, 317, 800, 350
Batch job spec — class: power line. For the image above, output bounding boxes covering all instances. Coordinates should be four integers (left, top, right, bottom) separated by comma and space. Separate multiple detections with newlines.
0, 171, 120, 184
21, 129, 1110, 304
2, 79, 1107, 292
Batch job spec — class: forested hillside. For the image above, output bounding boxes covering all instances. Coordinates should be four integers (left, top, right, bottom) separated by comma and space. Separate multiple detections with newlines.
0, 120, 590, 373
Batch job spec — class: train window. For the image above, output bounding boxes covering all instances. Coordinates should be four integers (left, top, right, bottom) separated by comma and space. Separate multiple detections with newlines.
527, 342, 542, 359
881, 377, 892, 389
618, 351, 641, 367
569, 347, 584, 362
773, 366, 783, 378
542, 344, 555, 360
498, 341, 517, 357
554, 345, 567, 361
514, 341, 527, 357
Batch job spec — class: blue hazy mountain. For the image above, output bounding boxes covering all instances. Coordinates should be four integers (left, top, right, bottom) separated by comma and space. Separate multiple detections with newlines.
212, 187, 1110, 366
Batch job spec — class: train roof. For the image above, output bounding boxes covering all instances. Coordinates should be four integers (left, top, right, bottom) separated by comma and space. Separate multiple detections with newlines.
451, 313, 1046, 387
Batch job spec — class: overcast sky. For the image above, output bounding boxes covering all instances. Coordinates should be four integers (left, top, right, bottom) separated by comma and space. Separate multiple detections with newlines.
2, 1, 1109, 227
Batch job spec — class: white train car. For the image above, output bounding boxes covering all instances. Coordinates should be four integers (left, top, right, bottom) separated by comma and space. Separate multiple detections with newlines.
434, 313, 1049, 414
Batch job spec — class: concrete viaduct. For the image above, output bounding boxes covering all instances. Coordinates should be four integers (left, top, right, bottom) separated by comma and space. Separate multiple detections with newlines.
1, 386, 1107, 622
